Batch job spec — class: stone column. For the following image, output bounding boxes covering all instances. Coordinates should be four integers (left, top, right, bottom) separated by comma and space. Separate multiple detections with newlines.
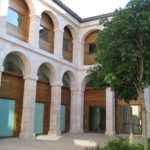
0, 66, 4, 87
20, 76, 37, 139
70, 88, 84, 133
49, 83, 62, 135
0, 0, 9, 33
105, 87, 116, 136
144, 86, 150, 137
28, 15, 41, 48
73, 36, 84, 66
54, 28, 64, 59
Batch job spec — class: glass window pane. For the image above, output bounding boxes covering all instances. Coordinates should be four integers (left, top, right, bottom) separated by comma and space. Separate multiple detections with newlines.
34, 103, 44, 135
7, 8, 22, 27
60, 105, 66, 133
39, 26, 49, 42
0, 99, 15, 137
63, 39, 72, 52
89, 43, 96, 54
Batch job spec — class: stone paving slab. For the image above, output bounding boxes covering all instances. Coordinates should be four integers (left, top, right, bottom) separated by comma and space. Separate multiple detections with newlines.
0, 134, 114, 150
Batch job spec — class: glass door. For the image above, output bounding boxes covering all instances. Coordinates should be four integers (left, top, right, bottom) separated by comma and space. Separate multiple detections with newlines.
60, 105, 66, 133
34, 102, 44, 135
0, 99, 16, 137
89, 106, 106, 132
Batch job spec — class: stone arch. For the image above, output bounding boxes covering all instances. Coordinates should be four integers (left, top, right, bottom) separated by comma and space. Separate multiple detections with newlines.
41, 10, 60, 30
63, 25, 75, 62
25, 0, 36, 15
63, 24, 76, 40
36, 62, 56, 85
81, 28, 100, 44
61, 70, 76, 88
2, 51, 32, 77
82, 29, 100, 65
81, 74, 91, 91
39, 11, 55, 53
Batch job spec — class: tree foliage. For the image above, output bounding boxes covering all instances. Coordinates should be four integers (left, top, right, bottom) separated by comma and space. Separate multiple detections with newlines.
89, 0, 150, 102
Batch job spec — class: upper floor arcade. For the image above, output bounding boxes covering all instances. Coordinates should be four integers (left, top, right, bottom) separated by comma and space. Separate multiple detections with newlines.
0, 0, 112, 67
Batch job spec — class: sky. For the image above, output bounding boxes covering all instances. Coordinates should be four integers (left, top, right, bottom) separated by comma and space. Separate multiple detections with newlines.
62, 0, 130, 18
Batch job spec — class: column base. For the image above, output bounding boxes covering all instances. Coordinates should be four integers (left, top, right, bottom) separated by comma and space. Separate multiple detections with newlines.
105, 131, 116, 136
37, 134, 62, 141
19, 133, 36, 140
70, 129, 84, 134
48, 129, 61, 136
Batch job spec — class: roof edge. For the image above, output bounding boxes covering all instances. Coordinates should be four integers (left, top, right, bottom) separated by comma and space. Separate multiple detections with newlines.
52, 0, 113, 23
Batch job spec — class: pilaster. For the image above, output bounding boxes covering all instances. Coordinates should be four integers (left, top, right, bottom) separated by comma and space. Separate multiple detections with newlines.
54, 28, 64, 59
28, 15, 41, 48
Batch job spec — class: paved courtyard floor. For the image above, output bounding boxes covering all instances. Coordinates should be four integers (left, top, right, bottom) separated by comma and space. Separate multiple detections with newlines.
0, 133, 142, 150
0, 133, 115, 150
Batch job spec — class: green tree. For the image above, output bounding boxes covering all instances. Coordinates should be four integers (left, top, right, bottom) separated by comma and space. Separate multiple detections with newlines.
88, 0, 150, 150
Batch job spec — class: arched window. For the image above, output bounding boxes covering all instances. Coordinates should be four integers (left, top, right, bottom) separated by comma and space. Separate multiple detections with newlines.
7, 0, 29, 41
36, 64, 51, 135
84, 31, 99, 65
61, 72, 71, 133
63, 27, 73, 62
39, 12, 54, 53
0, 53, 25, 137
4, 53, 24, 76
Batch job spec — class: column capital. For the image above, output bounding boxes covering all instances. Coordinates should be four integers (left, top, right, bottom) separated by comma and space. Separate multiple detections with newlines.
23, 75, 38, 81
29, 15, 41, 23
54, 28, 64, 33
71, 87, 84, 93
51, 82, 63, 87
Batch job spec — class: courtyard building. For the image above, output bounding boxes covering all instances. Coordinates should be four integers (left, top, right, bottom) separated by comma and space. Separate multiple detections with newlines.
0, 0, 150, 139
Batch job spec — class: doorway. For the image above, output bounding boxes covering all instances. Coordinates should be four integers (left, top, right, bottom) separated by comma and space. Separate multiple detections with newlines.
34, 102, 45, 135
0, 99, 16, 137
89, 106, 106, 132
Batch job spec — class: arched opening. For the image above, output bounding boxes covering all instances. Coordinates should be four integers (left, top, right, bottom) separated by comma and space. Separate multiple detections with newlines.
84, 30, 99, 65
61, 72, 71, 133
7, 0, 30, 41
84, 79, 106, 133
63, 26, 73, 62
0, 53, 25, 137
35, 64, 51, 135
39, 12, 54, 53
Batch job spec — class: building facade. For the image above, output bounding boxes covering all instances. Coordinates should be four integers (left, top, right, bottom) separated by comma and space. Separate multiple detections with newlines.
0, 0, 150, 139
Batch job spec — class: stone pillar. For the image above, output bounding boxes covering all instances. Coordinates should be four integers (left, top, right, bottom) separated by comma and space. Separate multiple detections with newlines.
144, 86, 150, 137
20, 76, 37, 139
73, 36, 84, 66
105, 87, 116, 136
28, 15, 41, 48
0, 66, 3, 87
0, 0, 9, 33
70, 88, 84, 133
54, 28, 64, 59
49, 83, 62, 135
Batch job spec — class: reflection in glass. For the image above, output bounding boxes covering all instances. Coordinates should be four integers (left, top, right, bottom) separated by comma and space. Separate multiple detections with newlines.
39, 25, 49, 42
122, 105, 142, 134
7, 8, 22, 27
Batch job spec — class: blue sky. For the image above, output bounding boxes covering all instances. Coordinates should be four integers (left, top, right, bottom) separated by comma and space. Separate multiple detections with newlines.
62, 0, 130, 18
